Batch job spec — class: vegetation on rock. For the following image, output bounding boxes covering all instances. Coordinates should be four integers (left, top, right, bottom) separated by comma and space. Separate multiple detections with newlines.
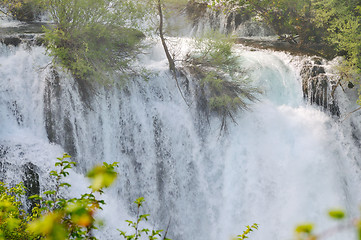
185, 32, 260, 131
1, 0, 147, 84
313, 0, 361, 105
41, 0, 146, 84
206, 0, 361, 106
0, 0, 43, 21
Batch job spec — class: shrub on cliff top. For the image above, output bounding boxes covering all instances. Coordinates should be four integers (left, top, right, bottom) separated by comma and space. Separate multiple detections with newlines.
40, 0, 146, 85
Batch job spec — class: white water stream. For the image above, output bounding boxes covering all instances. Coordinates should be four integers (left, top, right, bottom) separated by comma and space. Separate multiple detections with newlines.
1, 37, 361, 240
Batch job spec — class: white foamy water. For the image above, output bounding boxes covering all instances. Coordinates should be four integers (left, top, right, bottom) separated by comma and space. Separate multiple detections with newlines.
0, 13, 23, 27
1, 37, 361, 240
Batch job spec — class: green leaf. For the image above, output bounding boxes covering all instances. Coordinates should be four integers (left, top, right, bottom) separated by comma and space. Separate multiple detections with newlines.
328, 208, 345, 220
44, 190, 56, 195
29, 194, 42, 200
295, 223, 314, 234
59, 183, 71, 188
141, 228, 149, 234
87, 162, 118, 191
125, 220, 133, 226
236, 223, 259, 240
139, 214, 150, 221
6, 218, 21, 231
134, 197, 145, 207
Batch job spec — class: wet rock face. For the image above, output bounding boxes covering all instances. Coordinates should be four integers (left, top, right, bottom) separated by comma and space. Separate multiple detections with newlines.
0, 22, 50, 47
301, 57, 340, 116
186, 0, 208, 21
1, 37, 22, 47
0, 145, 10, 160
0, 146, 40, 213
0, 34, 45, 47
44, 68, 78, 158
22, 162, 40, 212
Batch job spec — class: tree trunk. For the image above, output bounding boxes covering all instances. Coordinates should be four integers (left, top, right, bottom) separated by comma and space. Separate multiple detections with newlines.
157, 0, 176, 72
156, 0, 188, 105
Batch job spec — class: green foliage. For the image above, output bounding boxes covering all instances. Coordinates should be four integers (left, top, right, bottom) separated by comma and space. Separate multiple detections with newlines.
206, 0, 323, 45
295, 223, 315, 240
295, 223, 314, 234
190, 31, 238, 71
87, 162, 118, 192
118, 197, 171, 240
1, 0, 150, 83
0, 182, 39, 240
186, 32, 260, 131
40, 0, 146, 84
203, 72, 258, 113
314, 0, 361, 67
0, 154, 120, 240
0, 154, 172, 240
328, 208, 345, 220
313, 0, 361, 105
234, 223, 259, 240
27, 153, 115, 239
207, 0, 361, 106
0, 0, 44, 21
294, 207, 361, 240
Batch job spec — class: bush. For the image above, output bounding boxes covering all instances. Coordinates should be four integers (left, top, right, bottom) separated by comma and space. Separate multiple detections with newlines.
0, 154, 118, 240
27, 154, 119, 239
41, 0, 146, 84
0, 182, 39, 240
0, 0, 43, 21
0, 154, 170, 240
185, 32, 260, 131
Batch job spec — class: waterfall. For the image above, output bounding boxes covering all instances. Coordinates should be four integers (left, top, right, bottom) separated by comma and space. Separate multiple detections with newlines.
1, 34, 361, 240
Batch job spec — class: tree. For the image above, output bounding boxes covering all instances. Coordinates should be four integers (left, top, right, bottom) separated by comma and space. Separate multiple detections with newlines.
1, 0, 149, 84
314, 0, 361, 70
184, 32, 260, 131
313, 0, 361, 105
148, 0, 260, 129
40, 0, 146, 84
206, 0, 323, 46
206, 0, 361, 106
156, 0, 176, 72
154, 0, 190, 103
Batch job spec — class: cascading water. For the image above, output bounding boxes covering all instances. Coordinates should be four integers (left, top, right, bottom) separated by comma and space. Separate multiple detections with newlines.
1, 30, 361, 240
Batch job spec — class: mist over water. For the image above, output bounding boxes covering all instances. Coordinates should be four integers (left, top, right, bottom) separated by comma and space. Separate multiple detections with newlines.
1, 37, 361, 240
